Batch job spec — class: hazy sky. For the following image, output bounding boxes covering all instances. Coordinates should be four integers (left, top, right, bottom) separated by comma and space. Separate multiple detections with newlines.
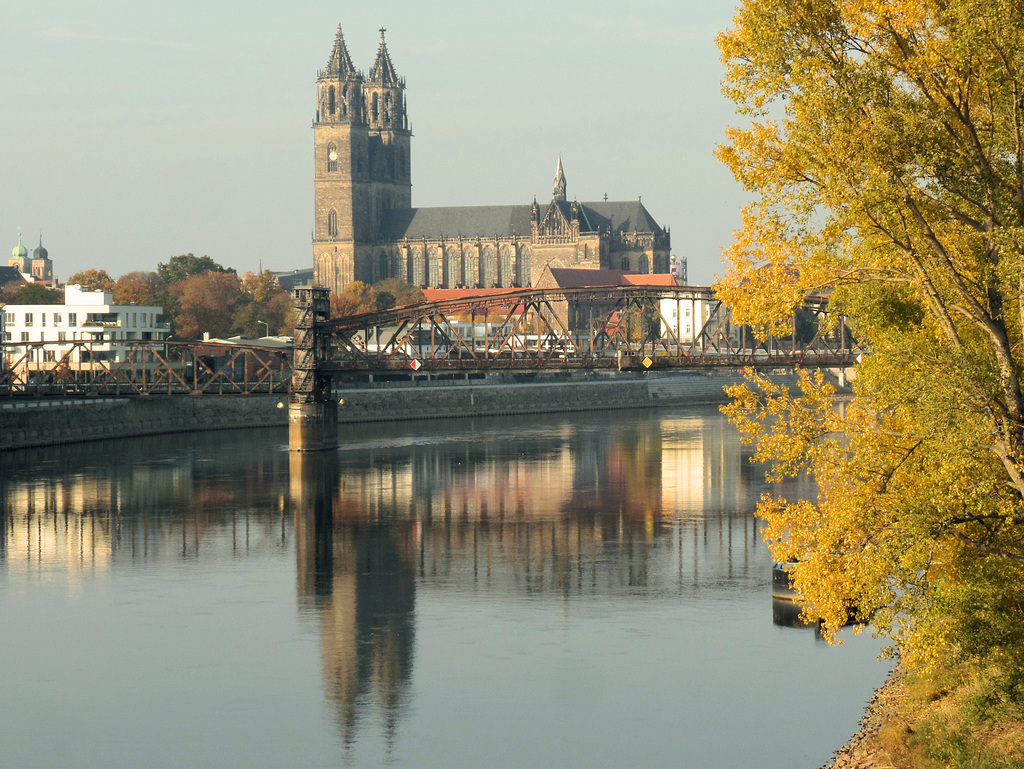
2, 0, 747, 286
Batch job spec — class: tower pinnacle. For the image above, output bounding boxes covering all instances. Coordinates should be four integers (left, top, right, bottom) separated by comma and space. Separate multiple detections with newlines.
553, 157, 567, 201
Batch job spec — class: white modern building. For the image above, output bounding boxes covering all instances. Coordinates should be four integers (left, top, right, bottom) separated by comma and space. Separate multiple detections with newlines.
2, 284, 168, 369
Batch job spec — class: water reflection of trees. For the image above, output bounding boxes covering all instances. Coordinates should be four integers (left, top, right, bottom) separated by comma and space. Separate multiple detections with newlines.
0, 407, 786, 756
0, 430, 293, 571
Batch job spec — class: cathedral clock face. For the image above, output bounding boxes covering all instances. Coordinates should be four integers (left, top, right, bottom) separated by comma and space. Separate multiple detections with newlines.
329, 150, 338, 161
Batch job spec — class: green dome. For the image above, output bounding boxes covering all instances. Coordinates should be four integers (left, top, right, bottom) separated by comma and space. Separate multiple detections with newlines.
11, 233, 27, 259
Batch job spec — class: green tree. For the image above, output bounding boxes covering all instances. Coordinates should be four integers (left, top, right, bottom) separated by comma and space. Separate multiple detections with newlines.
156, 254, 234, 285
66, 269, 115, 292
232, 270, 292, 337
716, 0, 1024, 686
2, 282, 62, 304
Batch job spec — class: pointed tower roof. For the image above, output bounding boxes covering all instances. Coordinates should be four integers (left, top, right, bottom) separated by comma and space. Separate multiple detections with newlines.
553, 157, 567, 201
369, 28, 400, 85
324, 24, 358, 79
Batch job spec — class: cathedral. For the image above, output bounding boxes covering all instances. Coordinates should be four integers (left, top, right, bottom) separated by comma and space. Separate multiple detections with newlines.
312, 26, 672, 295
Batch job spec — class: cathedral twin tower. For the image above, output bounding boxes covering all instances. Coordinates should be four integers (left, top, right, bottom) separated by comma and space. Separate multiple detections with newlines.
313, 26, 671, 295
313, 26, 411, 293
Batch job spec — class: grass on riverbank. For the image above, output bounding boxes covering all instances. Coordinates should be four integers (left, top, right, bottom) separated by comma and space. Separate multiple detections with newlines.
873, 665, 1024, 768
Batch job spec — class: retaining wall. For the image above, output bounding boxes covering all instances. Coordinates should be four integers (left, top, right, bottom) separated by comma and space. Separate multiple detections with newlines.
0, 371, 807, 451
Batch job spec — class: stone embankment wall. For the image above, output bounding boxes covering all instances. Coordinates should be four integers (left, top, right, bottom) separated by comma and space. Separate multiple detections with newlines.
0, 394, 288, 451
0, 371, 816, 451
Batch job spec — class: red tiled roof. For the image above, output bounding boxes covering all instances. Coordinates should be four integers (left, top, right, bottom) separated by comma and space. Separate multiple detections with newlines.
546, 268, 678, 288
421, 287, 530, 302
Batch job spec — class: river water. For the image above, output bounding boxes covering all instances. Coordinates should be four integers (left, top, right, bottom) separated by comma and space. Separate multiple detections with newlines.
0, 405, 888, 769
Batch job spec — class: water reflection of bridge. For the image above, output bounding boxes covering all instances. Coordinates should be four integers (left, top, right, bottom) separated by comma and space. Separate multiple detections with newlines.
0, 411, 798, 752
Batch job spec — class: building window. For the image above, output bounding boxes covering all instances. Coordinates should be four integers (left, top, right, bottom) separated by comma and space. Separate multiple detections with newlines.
327, 143, 338, 173
43, 350, 55, 362
5, 312, 14, 325
24, 313, 33, 327
21, 332, 29, 342
58, 332, 67, 341
54, 313, 62, 325
328, 209, 338, 238
328, 85, 336, 115
41, 313, 46, 327
69, 313, 77, 326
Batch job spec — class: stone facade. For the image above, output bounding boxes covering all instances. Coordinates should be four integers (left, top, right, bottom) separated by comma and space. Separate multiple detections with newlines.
312, 26, 672, 295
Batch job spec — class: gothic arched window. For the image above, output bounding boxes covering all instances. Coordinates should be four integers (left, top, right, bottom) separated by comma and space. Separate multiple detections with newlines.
372, 93, 380, 124
327, 143, 338, 173
378, 251, 389, 281
328, 86, 336, 116
328, 209, 338, 238
640, 255, 650, 274
517, 246, 532, 287
499, 246, 513, 287
480, 247, 495, 288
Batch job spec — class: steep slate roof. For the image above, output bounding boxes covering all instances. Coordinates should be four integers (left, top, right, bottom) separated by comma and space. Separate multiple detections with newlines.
380, 205, 536, 240
579, 200, 664, 234
379, 199, 664, 241
0, 265, 24, 287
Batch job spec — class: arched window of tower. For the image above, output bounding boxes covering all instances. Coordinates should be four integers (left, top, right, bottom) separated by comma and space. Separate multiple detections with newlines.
328, 210, 338, 238
328, 86, 336, 116
372, 92, 379, 124
327, 143, 338, 173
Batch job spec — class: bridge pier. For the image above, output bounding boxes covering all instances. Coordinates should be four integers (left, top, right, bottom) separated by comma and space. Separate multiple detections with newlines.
289, 401, 338, 452
289, 285, 337, 452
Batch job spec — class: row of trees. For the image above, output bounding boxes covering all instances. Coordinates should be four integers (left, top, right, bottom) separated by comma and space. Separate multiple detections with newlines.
2, 254, 292, 341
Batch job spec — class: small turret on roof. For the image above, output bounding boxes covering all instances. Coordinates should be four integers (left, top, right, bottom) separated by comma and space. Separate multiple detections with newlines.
369, 28, 401, 85
553, 157, 567, 201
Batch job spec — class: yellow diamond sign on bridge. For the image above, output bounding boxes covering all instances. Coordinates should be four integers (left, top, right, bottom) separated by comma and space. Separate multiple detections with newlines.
643, 356, 653, 368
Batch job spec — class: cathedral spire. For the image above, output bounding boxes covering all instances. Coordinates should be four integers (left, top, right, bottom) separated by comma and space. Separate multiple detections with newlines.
369, 27, 400, 85
553, 156, 567, 201
325, 24, 358, 79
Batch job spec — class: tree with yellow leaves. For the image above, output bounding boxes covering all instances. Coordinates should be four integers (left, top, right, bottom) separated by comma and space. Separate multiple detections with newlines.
717, 0, 1024, 688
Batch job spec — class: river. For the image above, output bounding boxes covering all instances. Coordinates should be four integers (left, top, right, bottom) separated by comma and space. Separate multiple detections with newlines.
0, 404, 888, 768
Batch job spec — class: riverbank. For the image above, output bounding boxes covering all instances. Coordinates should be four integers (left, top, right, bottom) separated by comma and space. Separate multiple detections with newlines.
0, 370, 794, 450
823, 667, 906, 769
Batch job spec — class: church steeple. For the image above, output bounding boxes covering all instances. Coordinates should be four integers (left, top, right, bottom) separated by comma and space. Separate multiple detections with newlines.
553, 157, 567, 201
364, 28, 406, 130
316, 24, 363, 124
369, 28, 400, 86
325, 24, 357, 79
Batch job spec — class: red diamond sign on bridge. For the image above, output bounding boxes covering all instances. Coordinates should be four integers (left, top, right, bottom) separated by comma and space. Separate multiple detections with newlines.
410, 360, 422, 371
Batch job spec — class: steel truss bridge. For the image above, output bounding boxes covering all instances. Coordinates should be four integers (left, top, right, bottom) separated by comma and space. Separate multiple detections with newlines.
312, 285, 863, 377
0, 339, 291, 397
0, 286, 863, 400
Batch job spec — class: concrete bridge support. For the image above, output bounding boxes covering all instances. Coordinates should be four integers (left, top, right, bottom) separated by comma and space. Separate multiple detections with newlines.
289, 285, 337, 452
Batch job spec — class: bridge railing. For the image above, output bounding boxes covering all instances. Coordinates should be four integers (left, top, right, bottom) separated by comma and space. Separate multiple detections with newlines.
0, 340, 291, 397
318, 286, 866, 373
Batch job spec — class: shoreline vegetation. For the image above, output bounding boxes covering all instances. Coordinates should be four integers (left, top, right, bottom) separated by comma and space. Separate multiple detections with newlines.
825, 665, 1024, 768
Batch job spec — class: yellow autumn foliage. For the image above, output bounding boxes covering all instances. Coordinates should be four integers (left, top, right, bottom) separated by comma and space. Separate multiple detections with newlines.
717, 0, 1024, 686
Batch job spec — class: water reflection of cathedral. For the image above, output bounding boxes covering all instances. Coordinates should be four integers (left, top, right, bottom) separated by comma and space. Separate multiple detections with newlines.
1, 409, 782, 755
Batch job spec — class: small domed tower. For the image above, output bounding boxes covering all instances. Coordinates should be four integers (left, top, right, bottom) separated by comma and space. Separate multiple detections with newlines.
31, 236, 53, 282
9, 231, 29, 273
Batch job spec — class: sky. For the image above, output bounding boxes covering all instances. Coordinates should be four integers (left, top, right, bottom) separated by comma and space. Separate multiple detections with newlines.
1, 0, 748, 287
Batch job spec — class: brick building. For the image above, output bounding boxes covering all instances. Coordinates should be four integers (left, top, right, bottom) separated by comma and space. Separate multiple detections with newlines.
312, 26, 672, 295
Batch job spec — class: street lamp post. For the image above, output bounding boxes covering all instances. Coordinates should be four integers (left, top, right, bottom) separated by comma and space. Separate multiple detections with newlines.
257, 320, 269, 338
